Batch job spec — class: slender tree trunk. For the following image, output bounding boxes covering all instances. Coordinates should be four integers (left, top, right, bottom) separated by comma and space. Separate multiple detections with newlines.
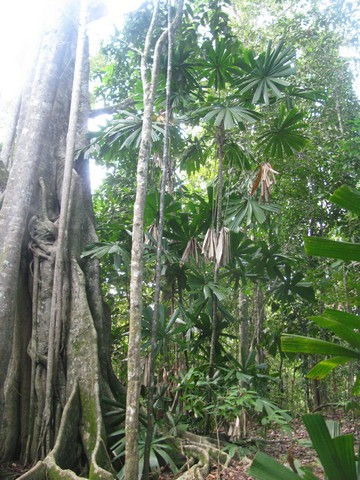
143, 1, 174, 477
205, 124, 225, 435
125, 2, 183, 479
255, 283, 265, 364
238, 290, 249, 363
209, 124, 225, 372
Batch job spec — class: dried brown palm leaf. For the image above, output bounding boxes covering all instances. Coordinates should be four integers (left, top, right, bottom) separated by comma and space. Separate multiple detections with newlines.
250, 167, 262, 196
144, 223, 159, 245
216, 226, 231, 267
251, 162, 279, 203
202, 227, 217, 262
181, 237, 201, 264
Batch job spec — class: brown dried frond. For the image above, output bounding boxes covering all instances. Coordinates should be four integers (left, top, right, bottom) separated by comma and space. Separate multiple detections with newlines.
250, 162, 279, 203
250, 167, 262, 196
202, 227, 217, 262
144, 223, 159, 245
216, 226, 231, 267
181, 237, 201, 264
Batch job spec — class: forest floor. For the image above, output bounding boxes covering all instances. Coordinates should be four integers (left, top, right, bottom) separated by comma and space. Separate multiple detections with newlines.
161, 409, 359, 480
0, 410, 358, 480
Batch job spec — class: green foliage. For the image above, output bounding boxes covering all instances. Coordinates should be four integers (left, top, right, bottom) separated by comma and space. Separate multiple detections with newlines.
177, 363, 291, 432
282, 185, 360, 395
110, 427, 178, 480
270, 265, 315, 303
249, 414, 359, 480
104, 398, 178, 479
282, 312, 360, 396
224, 196, 280, 229
90, 0, 360, 430
304, 185, 360, 262
258, 107, 309, 159
236, 41, 296, 104
199, 102, 260, 129
81, 242, 130, 271
200, 39, 236, 91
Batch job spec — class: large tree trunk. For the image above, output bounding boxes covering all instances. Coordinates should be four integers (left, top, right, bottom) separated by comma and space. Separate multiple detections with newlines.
0, 1, 117, 477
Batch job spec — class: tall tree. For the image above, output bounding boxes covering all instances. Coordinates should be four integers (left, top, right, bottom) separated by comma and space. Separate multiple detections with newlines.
0, 0, 118, 477
125, 2, 183, 479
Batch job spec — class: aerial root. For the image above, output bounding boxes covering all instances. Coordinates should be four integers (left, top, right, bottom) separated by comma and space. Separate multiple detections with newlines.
176, 433, 231, 480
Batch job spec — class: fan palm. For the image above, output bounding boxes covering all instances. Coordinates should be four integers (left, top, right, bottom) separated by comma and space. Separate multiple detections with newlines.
258, 106, 309, 160
100, 110, 166, 150
235, 41, 296, 105
200, 39, 235, 91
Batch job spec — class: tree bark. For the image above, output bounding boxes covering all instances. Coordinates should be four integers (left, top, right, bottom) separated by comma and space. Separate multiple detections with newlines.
143, 1, 174, 476
209, 124, 225, 373
0, 1, 117, 477
125, 2, 183, 479
238, 290, 249, 363
254, 283, 265, 364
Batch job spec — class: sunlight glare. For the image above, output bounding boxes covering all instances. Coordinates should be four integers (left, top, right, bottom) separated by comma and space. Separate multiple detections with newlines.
0, 0, 144, 98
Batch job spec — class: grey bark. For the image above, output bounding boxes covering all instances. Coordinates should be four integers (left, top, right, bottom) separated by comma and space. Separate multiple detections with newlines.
238, 290, 249, 363
143, 1, 174, 476
125, 2, 183, 478
255, 283, 265, 364
125, 2, 161, 475
209, 124, 225, 372
0, 94, 21, 169
0, 0, 75, 425
0, 1, 116, 477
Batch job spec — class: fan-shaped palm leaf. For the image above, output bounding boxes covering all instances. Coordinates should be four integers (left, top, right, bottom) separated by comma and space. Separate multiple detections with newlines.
224, 196, 280, 231
180, 137, 208, 174
200, 104, 259, 130
223, 141, 252, 170
101, 110, 165, 150
200, 39, 235, 91
258, 107, 308, 159
236, 41, 295, 105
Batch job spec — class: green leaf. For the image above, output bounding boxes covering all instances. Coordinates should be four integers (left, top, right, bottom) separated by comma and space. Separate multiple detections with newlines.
237, 41, 295, 105
330, 185, 360, 216
352, 376, 360, 396
317, 310, 360, 330
258, 107, 308, 159
333, 435, 357, 480
303, 415, 356, 480
155, 449, 178, 473
248, 451, 301, 479
309, 313, 360, 349
306, 356, 353, 379
304, 237, 360, 262
281, 335, 360, 359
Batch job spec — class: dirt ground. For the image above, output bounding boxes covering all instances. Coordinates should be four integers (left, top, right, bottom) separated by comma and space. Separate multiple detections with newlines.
167, 410, 359, 480
1, 410, 358, 480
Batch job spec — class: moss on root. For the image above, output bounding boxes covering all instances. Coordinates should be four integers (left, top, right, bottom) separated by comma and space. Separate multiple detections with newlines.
174, 433, 231, 480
